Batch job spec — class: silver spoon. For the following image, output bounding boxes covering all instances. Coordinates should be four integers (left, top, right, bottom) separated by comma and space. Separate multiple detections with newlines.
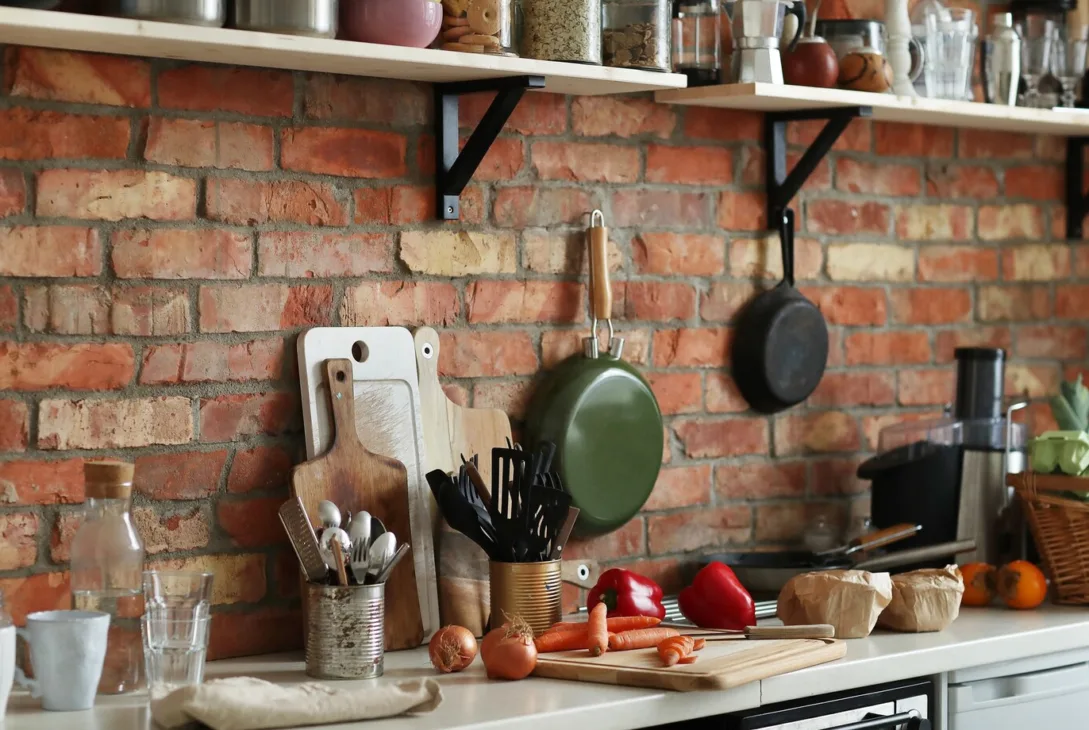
367, 532, 396, 582
317, 501, 341, 529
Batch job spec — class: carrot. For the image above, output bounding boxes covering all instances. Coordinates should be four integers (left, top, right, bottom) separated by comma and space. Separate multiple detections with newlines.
608, 627, 680, 651
587, 602, 608, 657
545, 616, 662, 634
678, 656, 698, 665
693, 638, 706, 651
534, 630, 589, 653
657, 636, 695, 666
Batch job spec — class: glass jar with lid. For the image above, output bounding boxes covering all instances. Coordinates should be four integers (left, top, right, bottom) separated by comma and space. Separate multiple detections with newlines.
603, 0, 672, 71
522, 0, 603, 63
439, 0, 518, 56
71, 461, 145, 694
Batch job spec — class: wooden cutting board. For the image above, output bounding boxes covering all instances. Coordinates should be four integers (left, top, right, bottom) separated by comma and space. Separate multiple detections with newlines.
414, 326, 513, 636
533, 637, 846, 692
291, 358, 423, 650
297, 328, 439, 646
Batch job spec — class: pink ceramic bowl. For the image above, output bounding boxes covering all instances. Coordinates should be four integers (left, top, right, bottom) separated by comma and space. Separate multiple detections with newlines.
341, 0, 442, 48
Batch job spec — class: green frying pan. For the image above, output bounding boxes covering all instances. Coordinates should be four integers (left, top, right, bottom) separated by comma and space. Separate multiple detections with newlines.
525, 212, 663, 537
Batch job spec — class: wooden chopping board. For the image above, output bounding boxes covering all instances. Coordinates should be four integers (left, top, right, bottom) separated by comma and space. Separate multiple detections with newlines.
414, 326, 513, 636
291, 358, 424, 650
534, 637, 846, 692
297, 328, 439, 646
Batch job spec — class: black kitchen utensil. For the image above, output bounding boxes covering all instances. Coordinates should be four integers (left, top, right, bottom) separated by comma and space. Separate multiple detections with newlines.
490, 447, 536, 561
522, 480, 572, 561
731, 209, 829, 413
426, 469, 498, 560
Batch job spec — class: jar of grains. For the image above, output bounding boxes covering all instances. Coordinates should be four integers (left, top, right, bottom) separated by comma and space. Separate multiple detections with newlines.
440, 0, 518, 56
521, 0, 603, 63
602, 0, 672, 71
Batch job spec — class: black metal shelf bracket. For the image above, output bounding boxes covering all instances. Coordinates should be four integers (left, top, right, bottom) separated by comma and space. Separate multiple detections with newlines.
764, 106, 873, 229
1066, 136, 1089, 239
434, 74, 545, 220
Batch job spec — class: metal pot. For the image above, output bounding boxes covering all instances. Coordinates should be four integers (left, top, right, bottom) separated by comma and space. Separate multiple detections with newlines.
114, 0, 225, 26
233, 0, 338, 39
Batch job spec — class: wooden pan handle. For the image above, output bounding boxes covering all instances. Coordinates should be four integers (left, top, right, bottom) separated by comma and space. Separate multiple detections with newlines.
856, 523, 920, 551
589, 220, 611, 321
324, 358, 362, 452
744, 624, 835, 640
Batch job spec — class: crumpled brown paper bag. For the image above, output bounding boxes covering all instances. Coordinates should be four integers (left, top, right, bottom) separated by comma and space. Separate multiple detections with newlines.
778, 570, 893, 639
877, 565, 964, 633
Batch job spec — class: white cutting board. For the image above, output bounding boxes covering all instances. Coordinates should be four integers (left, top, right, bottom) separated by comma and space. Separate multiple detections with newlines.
297, 327, 439, 641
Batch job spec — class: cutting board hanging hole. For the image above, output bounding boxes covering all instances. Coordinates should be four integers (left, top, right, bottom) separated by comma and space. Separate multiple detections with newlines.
421, 343, 434, 359
352, 341, 370, 363
335, 370, 346, 382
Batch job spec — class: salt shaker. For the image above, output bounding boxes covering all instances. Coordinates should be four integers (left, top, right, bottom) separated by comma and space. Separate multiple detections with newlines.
982, 13, 1021, 105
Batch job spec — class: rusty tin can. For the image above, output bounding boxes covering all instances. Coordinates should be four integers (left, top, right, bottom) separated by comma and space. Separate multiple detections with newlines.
305, 582, 384, 679
488, 560, 562, 636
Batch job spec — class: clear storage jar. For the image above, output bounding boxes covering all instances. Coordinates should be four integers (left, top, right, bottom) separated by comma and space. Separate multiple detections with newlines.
603, 0, 672, 71
522, 0, 603, 63
439, 0, 517, 56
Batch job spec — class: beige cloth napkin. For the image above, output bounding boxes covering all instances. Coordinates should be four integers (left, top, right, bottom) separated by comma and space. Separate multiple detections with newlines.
150, 677, 443, 730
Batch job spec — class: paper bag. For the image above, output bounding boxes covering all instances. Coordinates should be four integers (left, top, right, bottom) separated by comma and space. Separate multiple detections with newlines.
877, 565, 964, 633
778, 570, 892, 639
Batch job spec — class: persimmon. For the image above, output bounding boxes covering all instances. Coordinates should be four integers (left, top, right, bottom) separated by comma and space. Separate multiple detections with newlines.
960, 562, 997, 607
997, 561, 1048, 610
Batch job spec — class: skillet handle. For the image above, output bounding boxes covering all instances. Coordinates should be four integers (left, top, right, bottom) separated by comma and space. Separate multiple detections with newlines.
778, 209, 795, 287
589, 211, 612, 322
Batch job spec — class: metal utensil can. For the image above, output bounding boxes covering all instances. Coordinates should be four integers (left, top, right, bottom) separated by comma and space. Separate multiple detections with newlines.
232, 0, 338, 38
489, 560, 562, 636
305, 582, 384, 680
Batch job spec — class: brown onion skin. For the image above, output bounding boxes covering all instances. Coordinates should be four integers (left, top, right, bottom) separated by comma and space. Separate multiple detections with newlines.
480, 625, 538, 680
429, 625, 479, 673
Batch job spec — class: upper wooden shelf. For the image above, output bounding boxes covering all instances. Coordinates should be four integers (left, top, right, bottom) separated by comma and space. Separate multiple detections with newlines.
0, 6, 687, 96
656, 82, 1089, 135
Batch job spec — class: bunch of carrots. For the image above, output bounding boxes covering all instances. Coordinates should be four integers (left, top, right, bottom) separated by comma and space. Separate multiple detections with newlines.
533, 603, 705, 667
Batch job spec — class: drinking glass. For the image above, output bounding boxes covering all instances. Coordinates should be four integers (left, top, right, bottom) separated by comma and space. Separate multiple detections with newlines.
1018, 17, 1055, 107
141, 613, 210, 701
143, 571, 213, 621
1051, 26, 1088, 107
924, 8, 977, 100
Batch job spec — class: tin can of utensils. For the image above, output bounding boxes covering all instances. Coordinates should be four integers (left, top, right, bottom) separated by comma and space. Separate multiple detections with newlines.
305, 582, 384, 679
489, 560, 562, 636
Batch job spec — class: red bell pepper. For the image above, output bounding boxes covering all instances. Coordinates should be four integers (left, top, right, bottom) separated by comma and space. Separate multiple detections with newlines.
678, 562, 756, 631
587, 568, 666, 620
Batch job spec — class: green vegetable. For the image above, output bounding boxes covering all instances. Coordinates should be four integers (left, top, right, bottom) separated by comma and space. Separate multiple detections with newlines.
1052, 375, 1089, 432
1032, 431, 1089, 475
1032, 438, 1059, 472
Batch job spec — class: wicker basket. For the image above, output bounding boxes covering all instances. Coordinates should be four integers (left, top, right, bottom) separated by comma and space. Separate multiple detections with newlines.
1008, 471, 1089, 605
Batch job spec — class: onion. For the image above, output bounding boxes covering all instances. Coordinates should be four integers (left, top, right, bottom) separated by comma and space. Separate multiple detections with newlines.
429, 625, 478, 673
480, 618, 537, 681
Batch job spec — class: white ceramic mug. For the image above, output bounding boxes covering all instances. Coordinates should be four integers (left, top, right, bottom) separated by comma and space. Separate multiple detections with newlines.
0, 625, 14, 721
14, 611, 109, 712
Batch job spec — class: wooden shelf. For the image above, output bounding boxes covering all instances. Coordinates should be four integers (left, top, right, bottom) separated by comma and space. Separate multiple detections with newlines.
656, 82, 1089, 135
0, 6, 687, 96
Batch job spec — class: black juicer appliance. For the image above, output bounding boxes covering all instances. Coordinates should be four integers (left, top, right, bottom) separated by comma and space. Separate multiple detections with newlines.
858, 348, 1027, 565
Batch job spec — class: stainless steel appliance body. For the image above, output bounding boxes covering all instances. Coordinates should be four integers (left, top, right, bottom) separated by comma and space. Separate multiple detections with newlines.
233, 0, 338, 38
114, 0, 225, 26
982, 13, 1022, 104
726, 0, 805, 83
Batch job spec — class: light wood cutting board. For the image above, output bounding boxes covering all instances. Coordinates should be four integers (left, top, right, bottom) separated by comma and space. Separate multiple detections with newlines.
534, 638, 846, 692
414, 326, 513, 636
297, 328, 439, 646
291, 358, 423, 650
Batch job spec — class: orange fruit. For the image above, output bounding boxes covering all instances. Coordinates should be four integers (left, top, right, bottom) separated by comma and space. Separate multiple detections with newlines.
960, 563, 997, 607
997, 561, 1048, 610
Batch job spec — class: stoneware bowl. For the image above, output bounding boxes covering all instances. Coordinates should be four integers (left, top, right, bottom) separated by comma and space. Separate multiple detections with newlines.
341, 0, 442, 48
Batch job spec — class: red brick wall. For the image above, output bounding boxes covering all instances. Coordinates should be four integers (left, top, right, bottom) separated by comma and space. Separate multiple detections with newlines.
1, 46, 1086, 658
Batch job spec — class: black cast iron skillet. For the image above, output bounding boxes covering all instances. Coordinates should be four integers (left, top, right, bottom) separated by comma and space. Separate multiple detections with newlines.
731, 209, 828, 413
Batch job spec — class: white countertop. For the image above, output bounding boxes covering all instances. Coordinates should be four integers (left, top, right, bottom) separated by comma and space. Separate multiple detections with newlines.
8, 606, 1089, 730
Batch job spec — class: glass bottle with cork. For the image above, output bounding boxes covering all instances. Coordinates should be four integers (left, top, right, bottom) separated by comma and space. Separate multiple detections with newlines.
71, 461, 145, 694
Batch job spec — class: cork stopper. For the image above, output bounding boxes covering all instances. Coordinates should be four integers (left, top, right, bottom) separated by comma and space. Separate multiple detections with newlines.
83, 461, 134, 499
